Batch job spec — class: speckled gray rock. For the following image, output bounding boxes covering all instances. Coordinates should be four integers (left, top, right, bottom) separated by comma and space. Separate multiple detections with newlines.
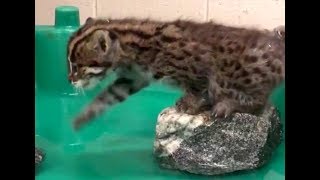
35, 148, 45, 167
153, 105, 282, 175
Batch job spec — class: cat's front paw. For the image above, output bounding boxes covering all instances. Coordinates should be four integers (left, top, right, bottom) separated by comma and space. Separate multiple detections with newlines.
72, 109, 96, 131
73, 118, 83, 130
73, 115, 89, 131
212, 101, 234, 119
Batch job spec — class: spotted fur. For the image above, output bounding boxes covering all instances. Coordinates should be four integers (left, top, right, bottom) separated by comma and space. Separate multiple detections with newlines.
67, 17, 285, 130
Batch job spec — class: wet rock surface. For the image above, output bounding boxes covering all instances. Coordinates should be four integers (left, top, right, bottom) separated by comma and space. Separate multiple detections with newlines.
153, 105, 282, 175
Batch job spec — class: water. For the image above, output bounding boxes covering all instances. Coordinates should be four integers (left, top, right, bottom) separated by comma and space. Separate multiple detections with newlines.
35, 84, 285, 180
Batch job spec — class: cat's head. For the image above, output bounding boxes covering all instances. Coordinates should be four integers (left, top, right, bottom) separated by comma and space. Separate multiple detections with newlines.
67, 17, 122, 89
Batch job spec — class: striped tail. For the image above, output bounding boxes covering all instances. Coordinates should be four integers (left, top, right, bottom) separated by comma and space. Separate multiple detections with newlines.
73, 77, 149, 130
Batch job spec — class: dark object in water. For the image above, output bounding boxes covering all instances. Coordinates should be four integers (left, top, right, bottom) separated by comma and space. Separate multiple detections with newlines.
35, 147, 45, 167
153, 105, 282, 175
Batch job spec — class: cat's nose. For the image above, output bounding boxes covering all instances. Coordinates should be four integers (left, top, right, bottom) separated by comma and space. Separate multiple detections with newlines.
68, 74, 74, 82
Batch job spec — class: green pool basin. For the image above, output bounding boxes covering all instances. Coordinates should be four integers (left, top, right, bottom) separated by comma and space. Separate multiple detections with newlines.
35, 6, 285, 180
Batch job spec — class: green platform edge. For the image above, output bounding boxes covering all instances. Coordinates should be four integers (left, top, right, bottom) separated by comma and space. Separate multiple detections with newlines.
35, 6, 285, 180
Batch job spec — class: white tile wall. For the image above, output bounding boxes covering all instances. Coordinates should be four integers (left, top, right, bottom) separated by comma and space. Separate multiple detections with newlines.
35, 0, 96, 25
35, 0, 285, 30
97, 0, 207, 22
207, 0, 285, 30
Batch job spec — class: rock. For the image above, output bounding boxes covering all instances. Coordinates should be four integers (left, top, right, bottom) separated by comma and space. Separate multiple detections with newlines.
35, 147, 45, 167
153, 105, 282, 175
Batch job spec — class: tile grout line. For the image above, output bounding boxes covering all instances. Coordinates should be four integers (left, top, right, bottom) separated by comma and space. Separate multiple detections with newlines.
94, 0, 97, 18
206, 0, 209, 21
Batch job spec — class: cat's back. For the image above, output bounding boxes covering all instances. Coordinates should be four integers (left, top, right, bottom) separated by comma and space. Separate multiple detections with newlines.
170, 20, 285, 88
173, 20, 282, 51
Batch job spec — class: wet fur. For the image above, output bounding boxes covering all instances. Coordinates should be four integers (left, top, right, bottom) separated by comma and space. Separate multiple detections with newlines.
67, 17, 285, 130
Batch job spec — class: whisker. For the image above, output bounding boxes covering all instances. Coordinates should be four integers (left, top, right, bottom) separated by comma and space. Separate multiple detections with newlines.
79, 87, 86, 96
68, 57, 73, 75
74, 86, 81, 96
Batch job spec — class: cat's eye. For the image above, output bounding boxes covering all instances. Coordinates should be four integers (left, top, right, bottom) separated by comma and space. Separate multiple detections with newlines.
102, 61, 112, 68
89, 61, 99, 67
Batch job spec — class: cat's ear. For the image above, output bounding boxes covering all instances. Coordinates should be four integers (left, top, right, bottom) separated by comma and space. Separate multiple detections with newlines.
85, 17, 94, 24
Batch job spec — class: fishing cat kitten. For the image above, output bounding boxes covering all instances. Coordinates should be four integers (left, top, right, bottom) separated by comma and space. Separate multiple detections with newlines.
67, 17, 285, 130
